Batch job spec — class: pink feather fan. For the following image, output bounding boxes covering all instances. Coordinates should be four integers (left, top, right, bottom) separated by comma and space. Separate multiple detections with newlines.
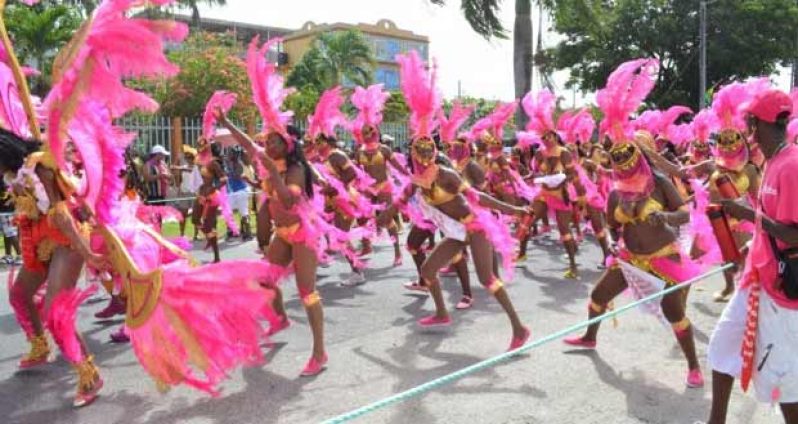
350, 83, 390, 144
396, 50, 441, 140
45, 0, 188, 171
307, 86, 345, 140
522, 89, 556, 135
202, 90, 237, 139
597, 58, 659, 143
438, 101, 474, 143
0, 61, 31, 137
247, 36, 295, 138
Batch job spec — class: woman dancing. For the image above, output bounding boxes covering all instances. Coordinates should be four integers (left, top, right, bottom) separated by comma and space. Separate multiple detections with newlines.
563, 59, 704, 388
378, 51, 530, 348
192, 138, 227, 263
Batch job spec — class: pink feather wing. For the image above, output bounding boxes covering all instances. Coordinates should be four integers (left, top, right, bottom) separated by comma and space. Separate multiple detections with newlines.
202, 90, 237, 139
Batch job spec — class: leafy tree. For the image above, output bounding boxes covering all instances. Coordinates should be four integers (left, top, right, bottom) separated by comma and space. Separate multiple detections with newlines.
287, 29, 375, 93
134, 31, 257, 122
540, 0, 798, 109
383, 91, 409, 123
431, 0, 534, 130
5, 1, 83, 95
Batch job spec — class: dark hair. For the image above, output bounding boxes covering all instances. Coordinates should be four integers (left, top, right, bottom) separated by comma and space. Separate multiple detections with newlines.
0, 128, 41, 173
774, 111, 790, 132
210, 142, 223, 158
285, 125, 314, 198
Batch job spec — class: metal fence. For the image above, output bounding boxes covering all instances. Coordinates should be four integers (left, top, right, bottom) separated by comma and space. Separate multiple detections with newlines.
119, 116, 410, 156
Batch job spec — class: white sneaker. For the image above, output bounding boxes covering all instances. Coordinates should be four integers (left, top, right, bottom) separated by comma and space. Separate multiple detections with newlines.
340, 272, 366, 287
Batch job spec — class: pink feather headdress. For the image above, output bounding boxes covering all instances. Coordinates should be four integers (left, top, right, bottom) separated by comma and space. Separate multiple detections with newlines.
350, 83, 390, 145
522, 89, 556, 135
597, 58, 659, 143
632, 110, 661, 136
711, 82, 751, 131
396, 50, 441, 140
469, 101, 517, 142
691, 109, 720, 143
44, 0, 187, 170
557, 108, 595, 144
438, 101, 474, 143
202, 90, 237, 140
247, 36, 295, 141
307, 86, 345, 140
656, 105, 692, 140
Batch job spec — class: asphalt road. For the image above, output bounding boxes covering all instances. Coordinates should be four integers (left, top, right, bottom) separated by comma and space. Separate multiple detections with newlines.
0, 230, 777, 424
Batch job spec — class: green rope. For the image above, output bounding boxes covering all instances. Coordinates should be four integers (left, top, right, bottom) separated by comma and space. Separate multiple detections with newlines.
322, 263, 733, 424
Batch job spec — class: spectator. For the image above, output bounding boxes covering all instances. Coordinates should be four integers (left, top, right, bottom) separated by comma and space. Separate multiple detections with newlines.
142, 145, 172, 205
172, 146, 202, 239
0, 182, 20, 265
226, 146, 253, 240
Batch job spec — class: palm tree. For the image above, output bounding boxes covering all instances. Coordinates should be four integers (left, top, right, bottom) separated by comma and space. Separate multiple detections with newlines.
287, 29, 375, 91
6, 3, 82, 95
431, 0, 533, 130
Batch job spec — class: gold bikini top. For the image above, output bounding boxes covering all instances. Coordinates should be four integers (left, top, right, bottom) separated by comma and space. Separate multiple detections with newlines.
358, 148, 385, 167
613, 197, 664, 225
422, 181, 469, 206
538, 147, 565, 174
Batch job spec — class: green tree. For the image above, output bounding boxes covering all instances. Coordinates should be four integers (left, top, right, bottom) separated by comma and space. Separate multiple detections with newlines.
287, 29, 375, 92
5, 1, 82, 95
540, 0, 798, 109
431, 0, 534, 130
134, 31, 257, 122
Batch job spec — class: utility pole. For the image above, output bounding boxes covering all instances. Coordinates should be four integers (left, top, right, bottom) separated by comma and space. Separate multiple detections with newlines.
699, 0, 707, 109
458, 80, 462, 99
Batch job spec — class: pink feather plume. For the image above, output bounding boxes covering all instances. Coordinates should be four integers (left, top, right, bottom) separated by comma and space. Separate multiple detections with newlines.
597, 58, 659, 142
469, 101, 517, 141
45, 0, 187, 170
692, 109, 720, 143
202, 90, 237, 139
711, 82, 752, 131
247, 36, 294, 137
350, 84, 390, 144
558, 108, 595, 144
397, 50, 441, 139
657, 105, 692, 140
307, 86, 346, 140
438, 101, 474, 143
515, 130, 541, 150
522, 89, 556, 134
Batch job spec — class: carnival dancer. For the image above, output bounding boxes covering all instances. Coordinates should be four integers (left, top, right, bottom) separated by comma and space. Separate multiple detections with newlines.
521, 90, 580, 278
308, 87, 373, 286
215, 36, 355, 376
402, 102, 476, 309
560, 109, 613, 266
172, 145, 201, 239
562, 59, 704, 388
4, 1, 285, 405
377, 51, 530, 348
706, 88, 798, 424
351, 84, 407, 266
192, 139, 227, 263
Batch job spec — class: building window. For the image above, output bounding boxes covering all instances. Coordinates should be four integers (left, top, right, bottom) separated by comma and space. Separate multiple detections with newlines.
375, 67, 399, 90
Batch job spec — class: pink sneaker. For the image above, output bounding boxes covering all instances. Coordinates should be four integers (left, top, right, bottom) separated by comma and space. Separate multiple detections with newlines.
439, 265, 456, 276
417, 315, 451, 327
686, 369, 704, 388
266, 317, 291, 337
563, 336, 596, 349
300, 353, 328, 377
508, 327, 531, 352
455, 296, 473, 310
403, 281, 429, 293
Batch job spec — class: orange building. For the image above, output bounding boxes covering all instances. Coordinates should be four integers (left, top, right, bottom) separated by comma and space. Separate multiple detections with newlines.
282, 19, 429, 90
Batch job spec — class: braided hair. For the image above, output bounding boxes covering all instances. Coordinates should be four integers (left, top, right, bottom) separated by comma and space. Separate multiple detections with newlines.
0, 128, 41, 173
